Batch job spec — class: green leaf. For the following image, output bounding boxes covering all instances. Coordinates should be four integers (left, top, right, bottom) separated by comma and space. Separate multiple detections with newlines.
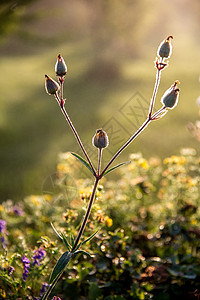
104, 161, 130, 176
49, 251, 72, 284
71, 152, 95, 175
61, 233, 71, 252
89, 283, 102, 300
50, 222, 63, 240
74, 250, 92, 257
81, 230, 99, 245
70, 234, 75, 247
75, 230, 99, 251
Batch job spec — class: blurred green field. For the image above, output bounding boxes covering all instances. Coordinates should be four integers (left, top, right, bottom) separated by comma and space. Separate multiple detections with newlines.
0, 0, 199, 201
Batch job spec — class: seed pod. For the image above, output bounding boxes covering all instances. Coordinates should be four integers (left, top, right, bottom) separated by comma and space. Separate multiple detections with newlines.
55, 54, 67, 76
92, 129, 109, 149
45, 75, 60, 95
161, 81, 180, 109
158, 35, 173, 59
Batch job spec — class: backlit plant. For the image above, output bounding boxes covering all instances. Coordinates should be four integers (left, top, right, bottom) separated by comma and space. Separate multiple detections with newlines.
41, 36, 180, 299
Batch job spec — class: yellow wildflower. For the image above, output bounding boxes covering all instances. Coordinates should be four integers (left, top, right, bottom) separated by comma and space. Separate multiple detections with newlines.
163, 155, 186, 165
187, 177, 197, 187
57, 163, 70, 173
30, 195, 41, 206
137, 158, 149, 170
44, 194, 52, 202
105, 216, 113, 227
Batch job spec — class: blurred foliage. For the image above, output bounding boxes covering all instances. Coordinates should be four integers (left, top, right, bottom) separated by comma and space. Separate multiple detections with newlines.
0, 149, 200, 299
0, 0, 37, 41
187, 99, 200, 142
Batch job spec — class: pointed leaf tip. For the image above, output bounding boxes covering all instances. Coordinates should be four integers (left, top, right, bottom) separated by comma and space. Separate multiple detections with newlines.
49, 251, 72, 284
71, 153, 95, 175
104, 161, 131, 176
51, 222, 63, 240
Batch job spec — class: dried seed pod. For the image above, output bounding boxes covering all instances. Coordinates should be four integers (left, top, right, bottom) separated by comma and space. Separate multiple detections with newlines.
161, 81, 180, 109
158, 35, 173, 59
45, 75, 60, 95
92, 129, 109, 149
55, 54, 67, 76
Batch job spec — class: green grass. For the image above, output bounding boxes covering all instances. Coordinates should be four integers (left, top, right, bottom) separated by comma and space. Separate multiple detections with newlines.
0, 37, 199, 201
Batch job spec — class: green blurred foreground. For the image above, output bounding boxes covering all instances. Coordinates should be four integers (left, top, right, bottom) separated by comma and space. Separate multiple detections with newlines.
0, 150, 200, 299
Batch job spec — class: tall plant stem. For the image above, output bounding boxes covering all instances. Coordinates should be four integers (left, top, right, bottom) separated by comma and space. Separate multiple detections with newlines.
100, 66, 163, 178
72, 177, 99, 251
54, 93, 96, 176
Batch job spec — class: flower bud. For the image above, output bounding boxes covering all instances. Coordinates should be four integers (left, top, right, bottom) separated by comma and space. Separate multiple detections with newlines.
55, 54, 67, 76
157, 35, 173, 59
161, 81, 180, 109
92, 129, 109, 149
45, 75, 60, 95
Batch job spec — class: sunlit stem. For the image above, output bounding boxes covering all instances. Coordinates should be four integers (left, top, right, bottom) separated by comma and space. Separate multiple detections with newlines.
54, 93, 96, 176
100, 60, 165, 178
149, 68, 161, 117
97, 148, 102, 177
100, 118, 150, 178
151, 106, 166, 120
59, 76, 64, 102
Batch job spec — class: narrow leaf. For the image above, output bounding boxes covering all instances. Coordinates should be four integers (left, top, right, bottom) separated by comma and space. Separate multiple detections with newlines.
49, 251, 72, 284
61, 233, 71, 252
51, 222, 63, 240
71, 153, 94, 175
75, 230, 99, 251
70, 234, 75, 247
74, 250, 92, 257
104, 161, 130, 176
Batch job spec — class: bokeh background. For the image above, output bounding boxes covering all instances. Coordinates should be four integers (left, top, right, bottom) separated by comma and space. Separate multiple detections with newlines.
0, 0, 199, 201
